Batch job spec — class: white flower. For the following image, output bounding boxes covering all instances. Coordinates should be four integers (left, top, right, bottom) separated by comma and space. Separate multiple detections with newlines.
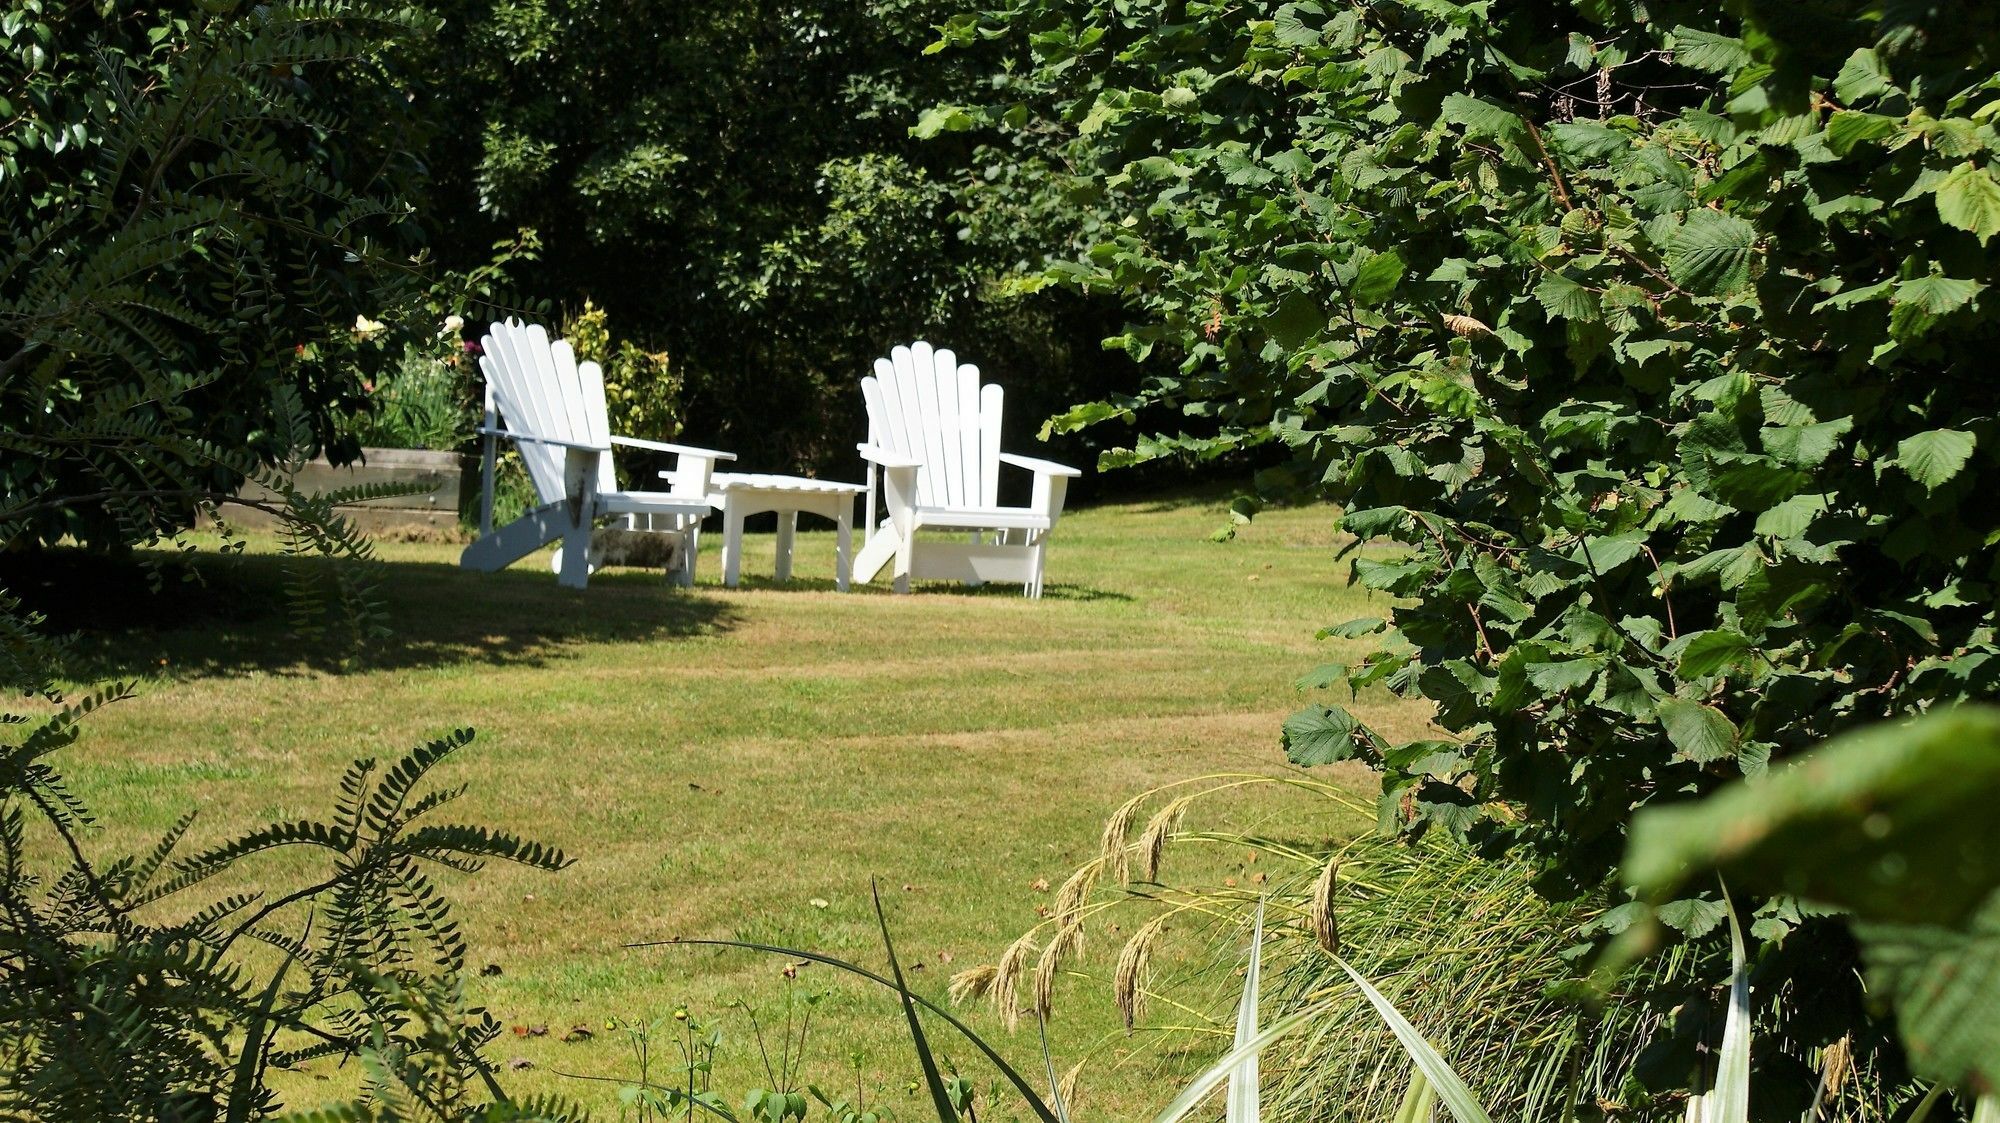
441, 314, 464, 336
352, 314, 386, 339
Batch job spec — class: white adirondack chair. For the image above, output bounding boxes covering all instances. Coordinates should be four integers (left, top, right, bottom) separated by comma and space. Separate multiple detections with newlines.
461, 321, 734, 589
851, 342, 1081, 597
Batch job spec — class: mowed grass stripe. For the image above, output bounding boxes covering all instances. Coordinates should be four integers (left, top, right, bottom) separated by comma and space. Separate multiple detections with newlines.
40, 494, 1422, 1119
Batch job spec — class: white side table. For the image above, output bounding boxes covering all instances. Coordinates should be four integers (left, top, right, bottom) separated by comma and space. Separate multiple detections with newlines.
665, 471, 866, 591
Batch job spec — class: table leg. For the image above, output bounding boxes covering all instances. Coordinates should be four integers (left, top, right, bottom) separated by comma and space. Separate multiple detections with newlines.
835, 501, 852, 592
722, 499, 745, 588
775, 510, 797, 583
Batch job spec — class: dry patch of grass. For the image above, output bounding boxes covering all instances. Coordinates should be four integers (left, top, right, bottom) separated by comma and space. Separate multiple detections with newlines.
37, 493, 1428, 1119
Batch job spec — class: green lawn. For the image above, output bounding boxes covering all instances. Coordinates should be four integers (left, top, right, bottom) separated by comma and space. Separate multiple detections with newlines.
37, 494, 1425, 1120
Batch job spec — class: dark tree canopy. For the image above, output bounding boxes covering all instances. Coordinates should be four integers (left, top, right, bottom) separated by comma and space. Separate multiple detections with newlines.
0, 0, 441, 550
412, 0, 1139, 474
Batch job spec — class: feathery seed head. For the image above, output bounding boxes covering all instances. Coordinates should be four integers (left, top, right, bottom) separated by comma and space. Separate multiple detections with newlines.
948, 963, 998, 1006
1311, 853, 1341, 955
1098, 794, 1145, 885
1113, 913, 1170, 1030
1052, 862, 1097, 933
993, 931, 1039, 1032
1137, 796, 1193, 882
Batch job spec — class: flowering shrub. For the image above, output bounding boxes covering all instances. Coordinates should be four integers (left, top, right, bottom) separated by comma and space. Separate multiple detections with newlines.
563, 301, 684, 483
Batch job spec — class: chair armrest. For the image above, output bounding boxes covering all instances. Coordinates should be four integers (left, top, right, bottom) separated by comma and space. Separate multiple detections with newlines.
610, 435, 738, 461
857, 442, 923, 469
998, 451, 1082, 478
476, 426, 607, 453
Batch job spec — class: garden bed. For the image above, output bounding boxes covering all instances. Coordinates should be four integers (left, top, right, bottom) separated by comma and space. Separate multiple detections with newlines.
209, 447, 470, 535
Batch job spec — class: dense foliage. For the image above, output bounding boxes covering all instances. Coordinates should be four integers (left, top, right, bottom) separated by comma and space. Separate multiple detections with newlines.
1629, 705, 2000, 1100
929, 0, 2000, 1101
0, 596, 577, 1120
0, 0, 449, 550
410, 0, 1137, 473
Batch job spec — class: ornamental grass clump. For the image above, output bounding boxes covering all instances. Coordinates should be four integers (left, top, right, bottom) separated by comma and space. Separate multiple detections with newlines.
956, 773, 1911, 1123
927, 0, 2000, 1090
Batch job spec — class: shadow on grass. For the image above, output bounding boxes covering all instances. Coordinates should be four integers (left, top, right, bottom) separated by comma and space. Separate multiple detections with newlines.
802, 575, 1132, 602
4, 547, 740, 681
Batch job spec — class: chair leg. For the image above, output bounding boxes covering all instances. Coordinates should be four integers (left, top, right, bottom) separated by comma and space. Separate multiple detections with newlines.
677, 522, 701, 587
893, 533, 913, 595
775, 511, 797, 584
557, 519, 593, 589
722, 501, 746, 588
850, 517, 900, 584
835, 506, 853, 593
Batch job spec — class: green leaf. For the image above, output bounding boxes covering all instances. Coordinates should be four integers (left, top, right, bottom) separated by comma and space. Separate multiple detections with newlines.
1665, 487, 1735, 523
1895, 429, 1977, 492
1392, 1071, 1436, 1123
1668, 210, 1758, 294
1572, 532, 1645, 573
1671, 27, 1751, 74
1332, 958, 1499, 1123
1320, 617, 1386, 640
1678, 629, 1756, 677
1526, 658, 1601, 693
1439, 94, 1524, 142
1896, 275, 1983, 316
876, 881, 985, 1123
1534, 273, 1597, 320
1296, 662, 1348, 689
1657, 698, 1739, 763
1264, 292, 1325, 350
1856, 900, 2000, 1092
1714, 902, 1753, 1123
1655, 896, 1729, 937
1825, 111, 1901, 155
1935, 163, 2000, 243
1226, 901, 1265, 1123
1218, 149, 1277, 187
1761, 418, 1853, 468
1151, 1001, 1334, 1123
1272, 4, 1322, 47
1625, 706, 2000, 927
911, 105, 977, 139
1753, 492, 1828, 539
1833, 48, 1893, 103
1547, 122, 1630, 160
1283, 705, 1363, 766
1351, 250, 1406, 305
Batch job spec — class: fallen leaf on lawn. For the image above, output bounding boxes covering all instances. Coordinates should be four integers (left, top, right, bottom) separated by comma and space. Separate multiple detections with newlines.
1029, 877, 1050, 892
937, 950, 954, 964
1252, 872, 1268, 884
1223, 877, 1238, 887
562, 1025, 594, 1043
480, 963, 503, 977
809, 897, 829, 909
508, 1058, 534, 1071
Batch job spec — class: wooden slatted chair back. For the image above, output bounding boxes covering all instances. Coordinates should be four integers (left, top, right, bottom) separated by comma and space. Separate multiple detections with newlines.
480, 321, 615, 502
861, 341, 1003, 508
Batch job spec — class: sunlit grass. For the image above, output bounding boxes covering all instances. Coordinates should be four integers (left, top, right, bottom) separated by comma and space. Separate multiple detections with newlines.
38, 493, 1426, 1119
